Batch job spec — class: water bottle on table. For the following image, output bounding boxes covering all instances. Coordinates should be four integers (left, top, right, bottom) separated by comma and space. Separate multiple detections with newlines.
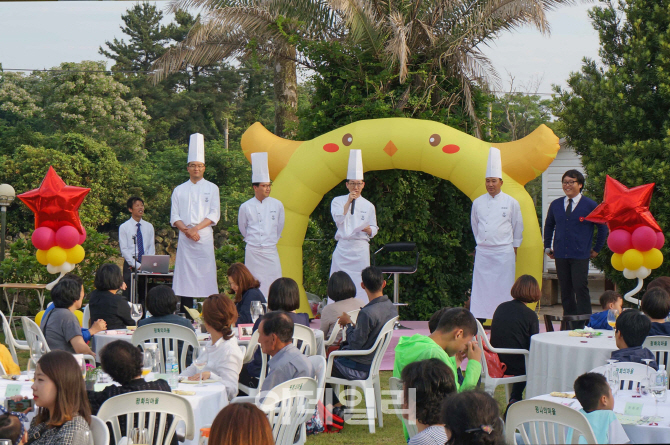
652, 365, 668, 403
166, 351, 179, 389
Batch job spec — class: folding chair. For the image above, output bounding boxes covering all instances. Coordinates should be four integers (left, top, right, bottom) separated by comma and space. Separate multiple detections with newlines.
505, 399, 596, 444
132, 323, 199, 373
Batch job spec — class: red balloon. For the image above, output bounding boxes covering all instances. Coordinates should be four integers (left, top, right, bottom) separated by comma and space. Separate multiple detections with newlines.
585, 176, 661, 232
607, 229, 632, 254
55, 225, 80, 249
17, 166, 90, 234
31, 227, 56, 251
632, 226, 658, 252
79, 227, 87, 245
656, 232, 666, 250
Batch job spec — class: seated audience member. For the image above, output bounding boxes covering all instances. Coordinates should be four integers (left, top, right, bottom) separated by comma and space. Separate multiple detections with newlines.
319, 272, 364, 340
490, 275, 540, 408
29, 351, 91, 445
428, 307, 450, 334
40, 278, 95, 357
647, 276, 670, 294
611, 309, 658, 369
239, 278, 310, 389
588, 291, 624, 330
401, 359, 455, 445
138, 285, 194, 331
258, 311, 314, 393
42, 274, 107, 342
394, 308, 481, 392
209, 403, 274, 445
88, 263, 134, 330
568, 372, 629, 444
440, 391, 505, 445
0, 413, 27, 445
228, 263, 266, 325
88, 340, 171, 414
640, 287, 670, 336
180, 294, 243, 400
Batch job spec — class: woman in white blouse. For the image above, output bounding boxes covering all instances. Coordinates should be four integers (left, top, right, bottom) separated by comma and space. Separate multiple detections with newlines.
180, 293, 243, 401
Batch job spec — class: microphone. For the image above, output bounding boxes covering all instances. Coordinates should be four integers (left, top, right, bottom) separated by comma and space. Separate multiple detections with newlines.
351, 199, 356, 215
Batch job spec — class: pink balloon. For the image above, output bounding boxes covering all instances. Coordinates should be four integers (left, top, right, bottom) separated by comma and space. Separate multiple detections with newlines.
55, 225, 80, 249
31, 227, 56, 251
632, 226, 657, 252
656, 232, 666, 250
607, 229, 632, 254
79, 228, 87, 245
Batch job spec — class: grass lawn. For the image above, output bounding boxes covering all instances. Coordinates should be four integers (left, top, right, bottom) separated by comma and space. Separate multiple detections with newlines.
306, 371, 508, 444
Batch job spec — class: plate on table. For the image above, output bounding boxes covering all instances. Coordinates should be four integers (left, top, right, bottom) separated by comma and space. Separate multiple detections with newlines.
172, 390, 196, 396
126, 326, 137, 331
569, 329, 602, 338
180, 378, 219, 384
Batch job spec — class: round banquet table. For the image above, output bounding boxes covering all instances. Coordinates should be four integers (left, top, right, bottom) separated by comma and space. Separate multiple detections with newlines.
533, 390, 670, 444
526, 330, 617, 399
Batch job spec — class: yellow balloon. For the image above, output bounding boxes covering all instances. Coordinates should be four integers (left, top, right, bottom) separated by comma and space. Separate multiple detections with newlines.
66, 245, 85, 264
36, 249, 48, 266
611, 253, 625, 271
34, 310, 45, 327
622, 249, 644, 270
643, 248, 663, 270
74, 309, 83, 327
46, 246, 67, 266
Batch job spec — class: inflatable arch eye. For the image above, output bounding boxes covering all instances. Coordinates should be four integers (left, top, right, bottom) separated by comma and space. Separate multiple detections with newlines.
429, 134, 441, 146
342, 134, 353, 146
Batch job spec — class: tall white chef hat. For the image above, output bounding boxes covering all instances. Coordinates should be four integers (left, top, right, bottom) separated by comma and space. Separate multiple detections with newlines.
485, 146, 502, 179
187, 133, 205, 164
251, 152, 270, 183
347, 149, 364, 181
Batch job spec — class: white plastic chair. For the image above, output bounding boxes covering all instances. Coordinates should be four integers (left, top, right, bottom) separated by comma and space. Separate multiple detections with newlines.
325, 315, 398, 433
132, 323, 199, 373
90, 415, 110, 445
591, 362, 651, 390
293, 324, 317, 356
388, 376, 418, 439
476, 319, 529, 400
505, 399, 597, 444
21, 316, 95, 367
323, 309, 361, 350
82, 305, 91, 329
644, 335, 670, 378
97, 390, 195, 445
232, 377, 318, 445
238, 330, 268, 397
0, 310, 28, 364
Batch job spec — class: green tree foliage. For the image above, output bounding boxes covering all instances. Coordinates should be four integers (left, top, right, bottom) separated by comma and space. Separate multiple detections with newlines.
553, 0, 670, 292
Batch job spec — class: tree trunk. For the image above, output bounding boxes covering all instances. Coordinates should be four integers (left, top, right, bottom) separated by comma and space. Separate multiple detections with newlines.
273, 48, 298, 138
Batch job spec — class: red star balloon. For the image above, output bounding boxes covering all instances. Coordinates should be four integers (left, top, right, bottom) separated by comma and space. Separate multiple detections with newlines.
18, 166, 90, 234
585, 175, 661, 232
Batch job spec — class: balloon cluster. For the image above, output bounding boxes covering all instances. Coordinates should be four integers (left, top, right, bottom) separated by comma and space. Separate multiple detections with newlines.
609, 226, 665, 279
32, 225, 87, 274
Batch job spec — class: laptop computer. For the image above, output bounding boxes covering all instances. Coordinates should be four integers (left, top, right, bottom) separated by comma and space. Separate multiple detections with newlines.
139, 255, 170, 274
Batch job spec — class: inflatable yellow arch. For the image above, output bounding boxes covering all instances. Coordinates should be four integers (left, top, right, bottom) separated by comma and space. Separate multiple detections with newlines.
241, 118, 560, 315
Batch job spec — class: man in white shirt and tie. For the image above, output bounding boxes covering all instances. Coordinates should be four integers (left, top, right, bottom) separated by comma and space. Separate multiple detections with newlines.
470, 147, 524, 320
330, 149, 378, 304
170, 133, 221, 310
238, 152, 285, 298
119, 197, 155, 305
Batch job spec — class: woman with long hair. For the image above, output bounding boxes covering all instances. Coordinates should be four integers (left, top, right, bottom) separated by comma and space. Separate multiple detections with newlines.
209, 403, 274, 445
227, 263, 266, 325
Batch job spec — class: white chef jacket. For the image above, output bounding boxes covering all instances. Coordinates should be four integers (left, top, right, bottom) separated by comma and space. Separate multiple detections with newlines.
118, 218, 155, 270
238, 197, 285, 247
471, 191, 523, 248
170, 178, 221, 298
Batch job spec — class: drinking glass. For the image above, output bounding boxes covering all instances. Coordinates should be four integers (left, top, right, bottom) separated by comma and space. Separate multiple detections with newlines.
142, 350, 153, 379
27, 340, 43, 374
129, 428, 149, 445
641, 358, 653, 396
194, 346, 208, 387
606, 359, 619, 396
607, 309, 619, 329
250, 301, 263, 323
175, 302, 181, 314
131, 304, 143, 327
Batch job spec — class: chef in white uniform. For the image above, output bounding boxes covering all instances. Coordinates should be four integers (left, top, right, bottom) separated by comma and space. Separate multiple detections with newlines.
330, 149, 378, 304
238, 152, 285, 298
170, 133, 221, 309
470, 147, 524, 319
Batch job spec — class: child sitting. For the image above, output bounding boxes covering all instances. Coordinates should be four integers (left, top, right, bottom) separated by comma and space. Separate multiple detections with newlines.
0, 412, 27, 445
611, 309, 658, 369
440, 391, 505, 445
641, 287, 670, 336
587, 291, 623, 330
568, 372, 629, 444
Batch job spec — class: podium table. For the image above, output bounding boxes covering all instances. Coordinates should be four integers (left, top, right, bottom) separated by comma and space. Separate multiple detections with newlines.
0, 283, 47, 335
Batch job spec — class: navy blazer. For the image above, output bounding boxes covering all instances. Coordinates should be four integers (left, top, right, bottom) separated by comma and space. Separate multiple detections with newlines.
544, 195, 608, 259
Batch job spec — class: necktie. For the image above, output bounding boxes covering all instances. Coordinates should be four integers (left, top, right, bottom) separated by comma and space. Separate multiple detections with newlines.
566, 198, 573, 219
136, 222, 144, 263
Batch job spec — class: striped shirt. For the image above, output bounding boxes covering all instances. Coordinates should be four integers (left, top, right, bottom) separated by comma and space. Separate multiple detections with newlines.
408, 425, 448, 445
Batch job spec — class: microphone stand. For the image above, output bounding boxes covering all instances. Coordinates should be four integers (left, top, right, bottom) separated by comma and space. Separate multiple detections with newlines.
131, 234, 138, 305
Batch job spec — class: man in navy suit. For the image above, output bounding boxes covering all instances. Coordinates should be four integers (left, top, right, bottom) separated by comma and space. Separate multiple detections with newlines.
544, 170, 608, 317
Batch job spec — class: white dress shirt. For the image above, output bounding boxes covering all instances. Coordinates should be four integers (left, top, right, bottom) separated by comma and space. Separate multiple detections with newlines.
331, 195, 378, 241
118, 218, 155, 269
564, 193, 582, 210
180, 336, 243, 401
238, 197, 285, 247
170, 179, 220, 228
471, 191, 524, 247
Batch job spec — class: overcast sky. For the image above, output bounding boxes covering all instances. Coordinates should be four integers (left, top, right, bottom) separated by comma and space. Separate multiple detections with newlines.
0, 1, 600, 95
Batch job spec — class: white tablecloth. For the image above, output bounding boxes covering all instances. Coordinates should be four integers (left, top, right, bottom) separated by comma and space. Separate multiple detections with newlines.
526, 330, 617, 398
533, 390, 670, 444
